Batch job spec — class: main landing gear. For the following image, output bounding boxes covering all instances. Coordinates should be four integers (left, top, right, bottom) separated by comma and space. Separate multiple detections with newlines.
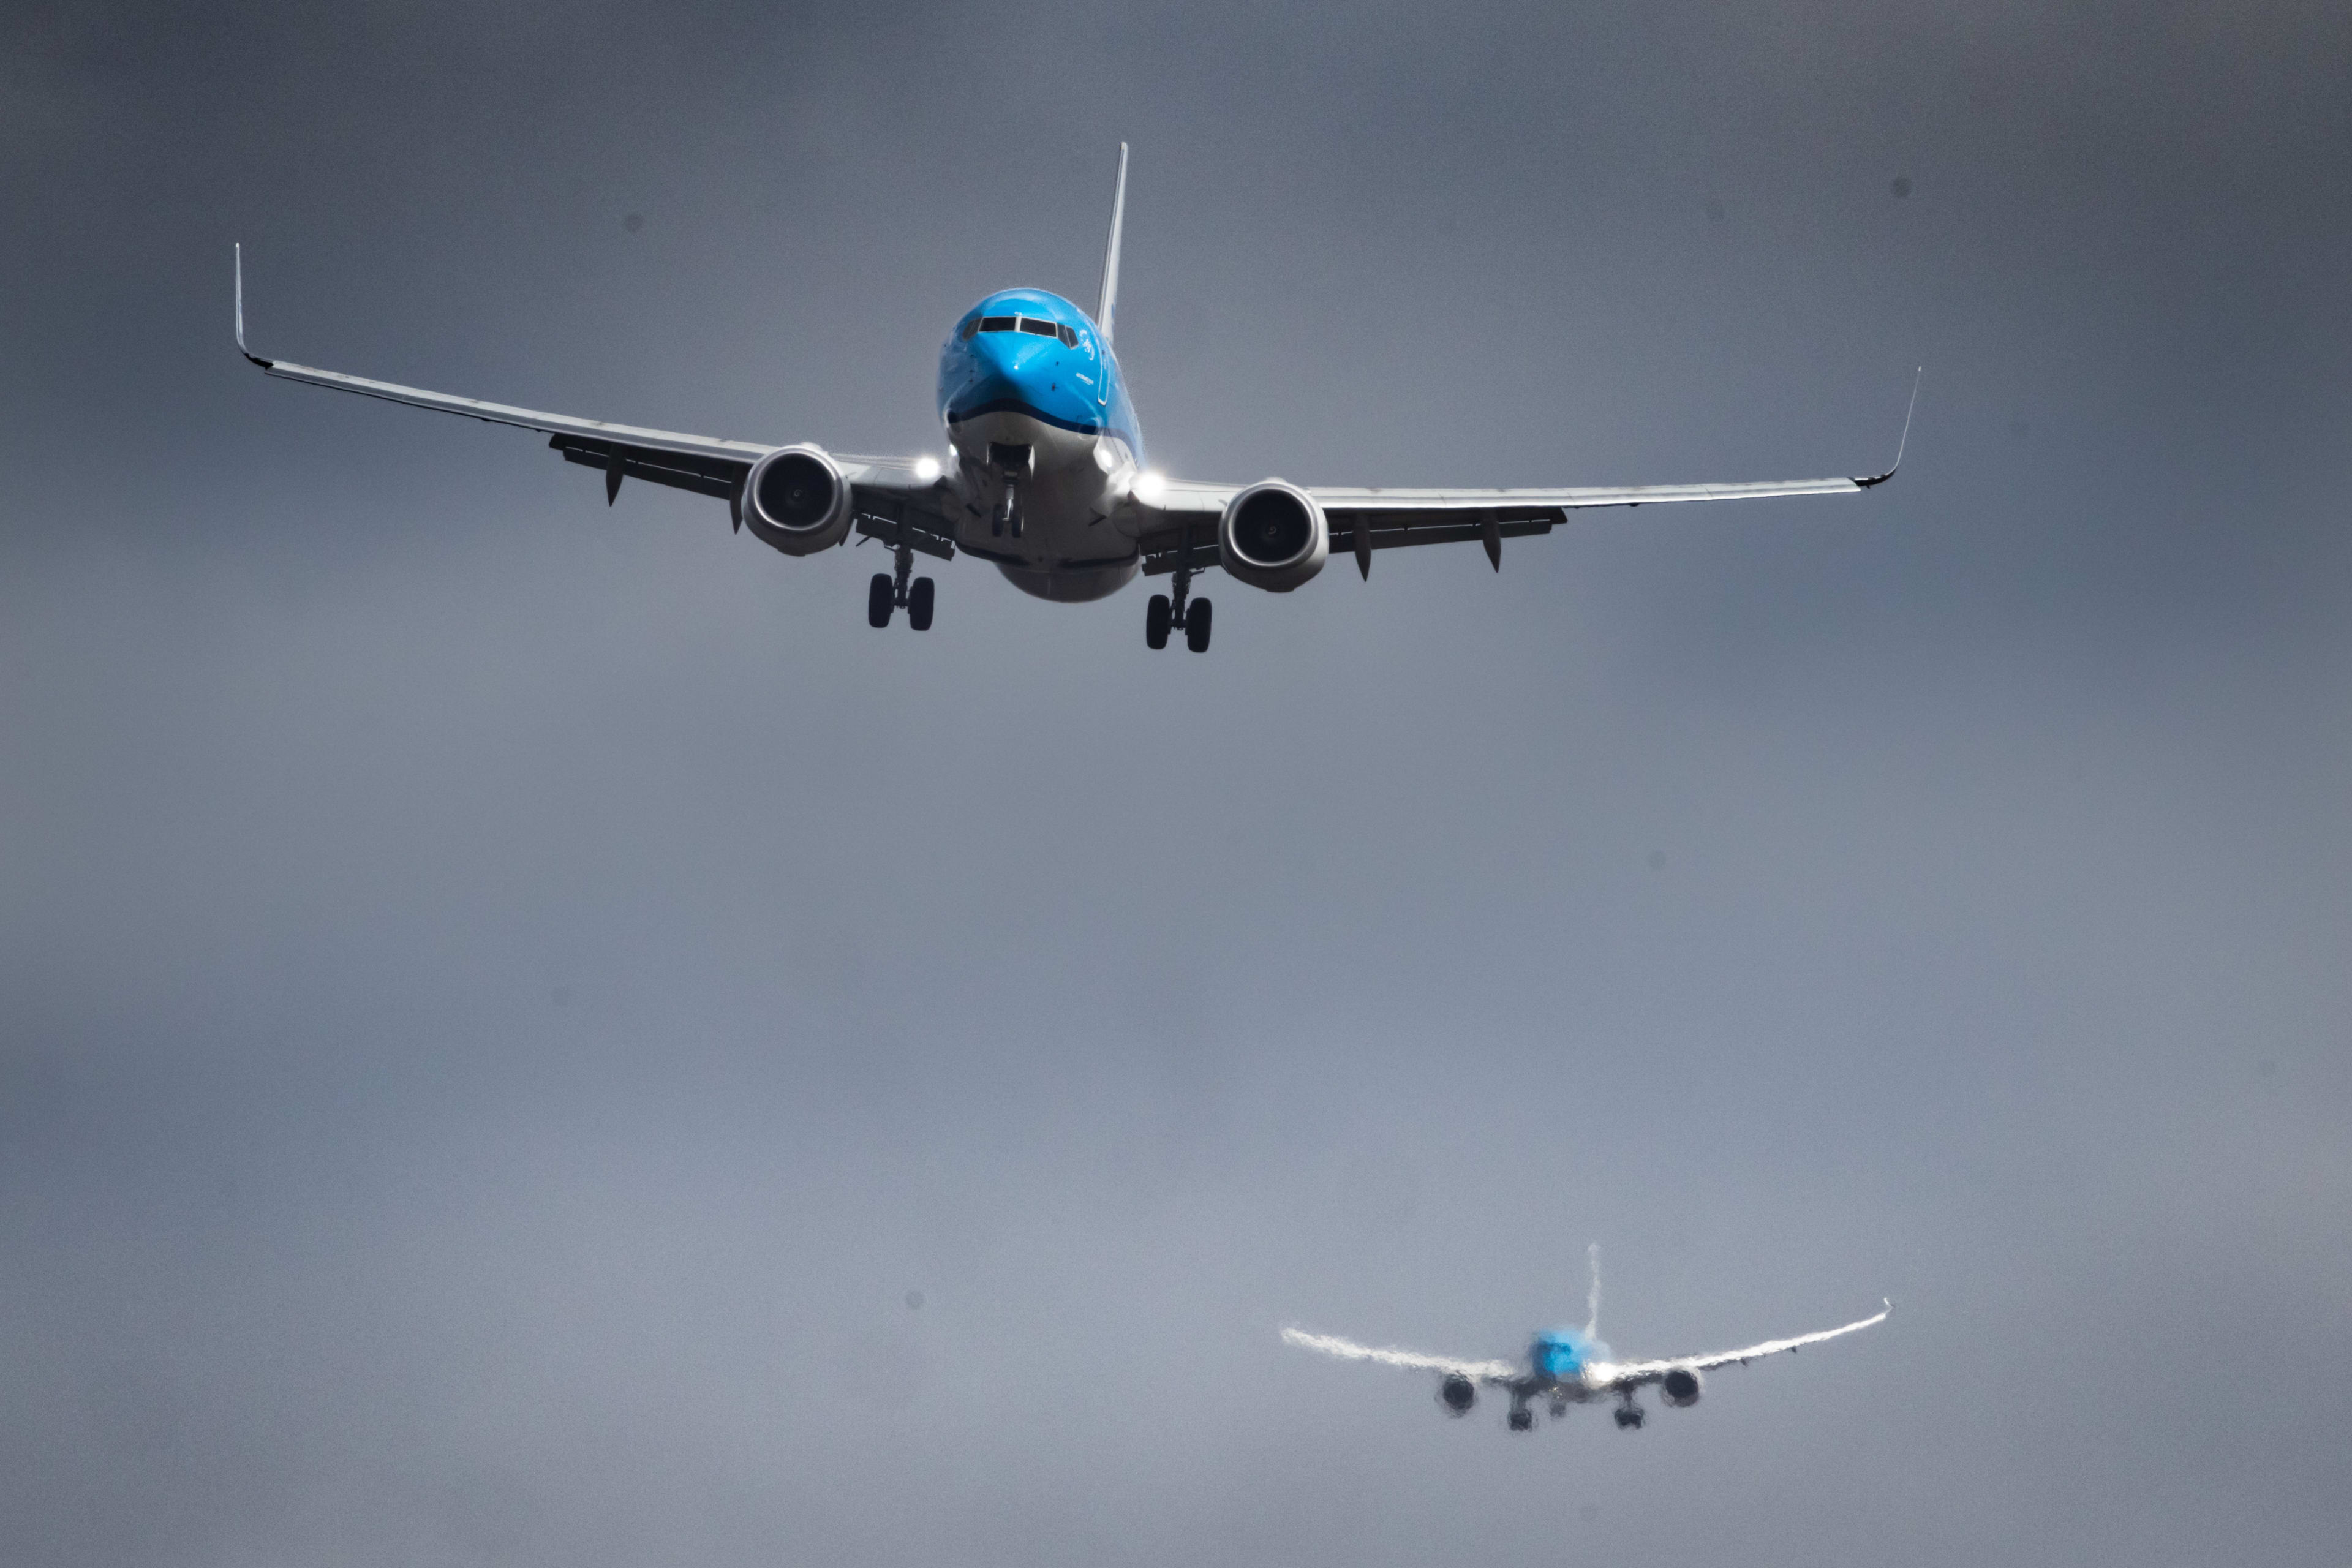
1144, 557, 1213, 653
1507, 1408, 1534, 1432
868, 540, 934, 631
1612, 1399, 1645, 1431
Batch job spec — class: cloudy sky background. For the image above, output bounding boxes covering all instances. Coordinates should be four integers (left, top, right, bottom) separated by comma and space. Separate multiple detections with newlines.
2, 2, 2348, 1564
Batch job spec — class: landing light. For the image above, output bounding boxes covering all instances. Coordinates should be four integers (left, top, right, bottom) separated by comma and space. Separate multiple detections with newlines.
914, 454, 941, 482
1133, 470, 1167, 503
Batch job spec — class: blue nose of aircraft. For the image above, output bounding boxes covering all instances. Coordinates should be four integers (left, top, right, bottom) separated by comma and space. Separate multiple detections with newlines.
960, 330, 1051, 407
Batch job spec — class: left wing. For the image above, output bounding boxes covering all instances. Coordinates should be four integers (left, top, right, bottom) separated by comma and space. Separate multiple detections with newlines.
1281, 1327, 1518, 1384
1587, 1299, 1893, 1390
1130, 376, 1917, 579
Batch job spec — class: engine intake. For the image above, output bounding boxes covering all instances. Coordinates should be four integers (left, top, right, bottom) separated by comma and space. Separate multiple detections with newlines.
743, 445, 853, 556
1438, 1374, 1476, 1416
1659, 1368, 1702, 1408
1217, 481, 1327, 592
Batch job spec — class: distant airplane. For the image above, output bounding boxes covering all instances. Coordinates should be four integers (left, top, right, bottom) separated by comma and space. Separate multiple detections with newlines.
235, 148, 1914, 652
1284, 1248, 1890, 1430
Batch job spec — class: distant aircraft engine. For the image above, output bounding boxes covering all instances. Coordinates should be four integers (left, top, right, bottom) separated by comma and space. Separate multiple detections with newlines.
742, 445, 853, 556
1217, 481, 1328, 592
1659, 1368, 1703, 1408
1438, 1374, 1476, 1416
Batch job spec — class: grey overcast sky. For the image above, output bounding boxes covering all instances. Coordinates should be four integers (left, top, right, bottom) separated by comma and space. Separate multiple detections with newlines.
2, 2, 2349, 1566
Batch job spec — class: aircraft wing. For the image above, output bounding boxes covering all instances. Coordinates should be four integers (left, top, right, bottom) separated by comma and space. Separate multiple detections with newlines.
233, 247, 950, 543
1587, 1299, 1892, 1390
1281, 1326, 1518, 1384
1130, 377, 1915, 579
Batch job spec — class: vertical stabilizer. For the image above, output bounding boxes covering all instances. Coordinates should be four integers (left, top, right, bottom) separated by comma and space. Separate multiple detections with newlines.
1583, 1243, 1602, 1340
1096, 143, 1128, 348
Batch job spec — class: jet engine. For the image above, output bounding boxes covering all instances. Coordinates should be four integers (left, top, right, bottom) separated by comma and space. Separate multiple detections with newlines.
1217, 481, 1327, 592
742, 445, 853, 556
1438, 1374, 1476, 1416
1659, 1368, 1703, 1408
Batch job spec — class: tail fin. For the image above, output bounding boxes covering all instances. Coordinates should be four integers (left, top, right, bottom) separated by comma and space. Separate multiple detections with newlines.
1095, 143, 1128, 347
1583, 1243, 1602, 1340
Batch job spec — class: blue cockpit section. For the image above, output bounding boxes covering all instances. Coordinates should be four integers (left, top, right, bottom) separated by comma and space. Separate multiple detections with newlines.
1531, 1329, 1609, 1381
937, 288, 1143, 461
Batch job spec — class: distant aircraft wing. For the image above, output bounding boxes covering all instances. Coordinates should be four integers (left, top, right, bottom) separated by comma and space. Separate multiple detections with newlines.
1127, 377, 1916, 579
1281, 1326, 1518, 1384
233, 246, 949, 544
1588, 1299, 1892, 1390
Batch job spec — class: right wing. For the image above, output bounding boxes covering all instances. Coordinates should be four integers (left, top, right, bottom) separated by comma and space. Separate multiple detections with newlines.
1281, 1326, 1518, 1384
235, 246, 956, 552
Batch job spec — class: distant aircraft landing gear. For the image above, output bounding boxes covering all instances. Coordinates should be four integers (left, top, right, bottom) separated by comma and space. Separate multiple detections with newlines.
1507, 1402, 1534, 1432
869, 541, 934, 631
1613, 1399, 1645, 1430
1144, 557, 1212, 652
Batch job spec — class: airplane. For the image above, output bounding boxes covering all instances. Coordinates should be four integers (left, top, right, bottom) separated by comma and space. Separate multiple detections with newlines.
1283, 1248, 1890, 1431
234, 146, 1916, 652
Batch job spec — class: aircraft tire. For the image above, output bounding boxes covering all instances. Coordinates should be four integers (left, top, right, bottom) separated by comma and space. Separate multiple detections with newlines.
1145, 594, 1171, 649
867, 573, 893, 628
1185, 597, 1213, 652
908, 576, 935, 631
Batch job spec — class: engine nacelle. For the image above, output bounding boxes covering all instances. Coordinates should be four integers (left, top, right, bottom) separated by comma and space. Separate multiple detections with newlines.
1438, 1374, 1476, 1416
742, 445, 853, 556
1217, 480, 1328, 592
1659, 1368, 1703, 1408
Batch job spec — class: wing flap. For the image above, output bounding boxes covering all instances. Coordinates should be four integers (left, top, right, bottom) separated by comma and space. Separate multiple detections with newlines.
551, 435, 747, 500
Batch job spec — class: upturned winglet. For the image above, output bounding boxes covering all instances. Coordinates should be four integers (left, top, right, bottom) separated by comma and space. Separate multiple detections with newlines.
1855, 368, 1921, 488
234, 244, 272, 369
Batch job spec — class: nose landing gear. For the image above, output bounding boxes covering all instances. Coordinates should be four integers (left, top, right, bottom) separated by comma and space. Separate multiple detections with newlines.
988, 443, 1030, 539
868, 540, 934, 631
1144, 552, 1212, 652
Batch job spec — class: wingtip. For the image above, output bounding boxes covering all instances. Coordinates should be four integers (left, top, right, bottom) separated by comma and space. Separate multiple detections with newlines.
1854, 368, 1920, 488
233, 242, 273, 369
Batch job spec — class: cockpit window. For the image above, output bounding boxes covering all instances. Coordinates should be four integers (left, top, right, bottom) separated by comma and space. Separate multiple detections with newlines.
959, 318, 978, 341
971, 314, 1079, 348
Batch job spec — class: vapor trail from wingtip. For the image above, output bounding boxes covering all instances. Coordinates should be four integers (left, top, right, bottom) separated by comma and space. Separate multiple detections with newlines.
1280, 1325, 1515, 1381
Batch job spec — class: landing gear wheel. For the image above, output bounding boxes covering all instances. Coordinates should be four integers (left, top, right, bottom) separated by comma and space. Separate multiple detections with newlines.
907, 576, 935, 631
1613, 1405, 1645, 1430
867, 573, 894, 628
1508, 1409, 1534, 1432
1185, 596, 1213, 653
1145, 594, 1172, 649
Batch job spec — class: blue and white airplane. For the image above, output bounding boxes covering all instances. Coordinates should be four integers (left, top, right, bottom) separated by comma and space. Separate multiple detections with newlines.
236, 147, 1912, 652
1284, 1250, 1890, 1431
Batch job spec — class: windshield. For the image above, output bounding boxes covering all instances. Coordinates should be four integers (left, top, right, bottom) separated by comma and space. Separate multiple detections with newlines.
965, 314, 1079, 348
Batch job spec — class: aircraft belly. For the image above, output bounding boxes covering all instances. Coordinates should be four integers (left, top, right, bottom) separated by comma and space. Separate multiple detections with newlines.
947, 409, 1138, 600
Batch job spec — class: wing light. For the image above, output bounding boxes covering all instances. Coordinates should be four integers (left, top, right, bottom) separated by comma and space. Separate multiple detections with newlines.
1132, 470, 1167, 504
914, 454, 941, 481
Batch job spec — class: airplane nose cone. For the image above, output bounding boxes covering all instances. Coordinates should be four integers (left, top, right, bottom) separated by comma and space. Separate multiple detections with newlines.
956, 333, 1051, 415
